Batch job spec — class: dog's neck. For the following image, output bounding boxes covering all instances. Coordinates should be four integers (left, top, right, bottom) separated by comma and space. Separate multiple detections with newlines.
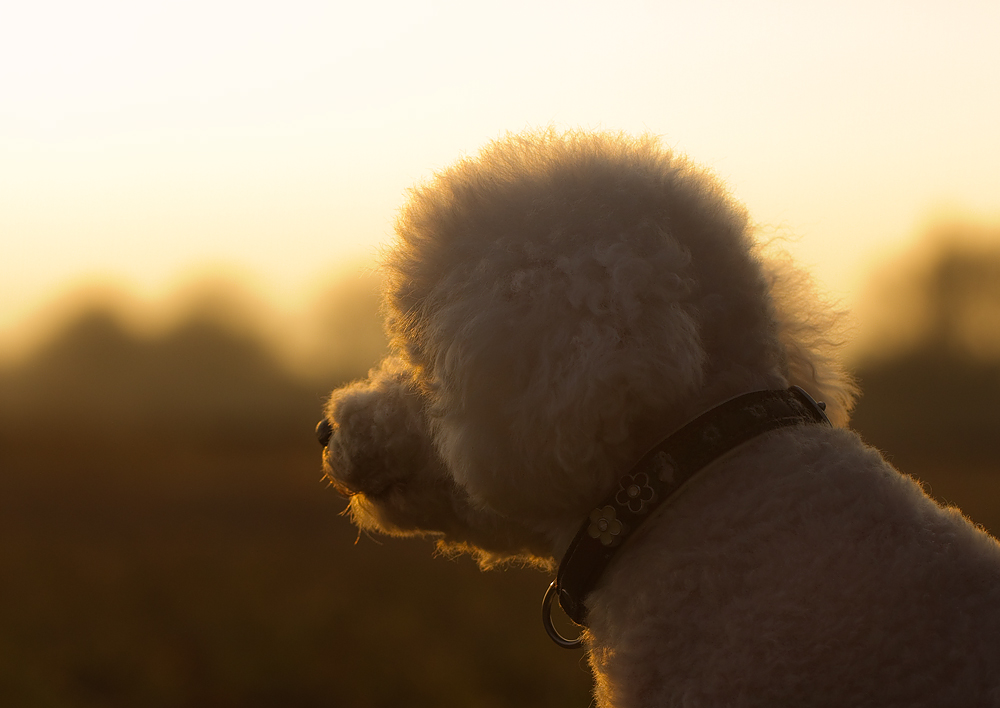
545, 374, 792, 561
542, 386, 831, 647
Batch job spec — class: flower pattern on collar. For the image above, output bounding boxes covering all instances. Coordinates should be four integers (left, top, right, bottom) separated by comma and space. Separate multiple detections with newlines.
615, 471, 656, 513
587, 506, 624, 547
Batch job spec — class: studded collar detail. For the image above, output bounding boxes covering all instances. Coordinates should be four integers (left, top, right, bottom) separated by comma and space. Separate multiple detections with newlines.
542, 386, 832, 648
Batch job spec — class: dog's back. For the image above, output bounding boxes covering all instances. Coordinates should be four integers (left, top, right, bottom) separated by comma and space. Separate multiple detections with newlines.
587, 425, 1000, 707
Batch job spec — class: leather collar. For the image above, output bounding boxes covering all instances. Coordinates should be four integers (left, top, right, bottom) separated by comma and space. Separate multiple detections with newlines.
543, 386, 832, 647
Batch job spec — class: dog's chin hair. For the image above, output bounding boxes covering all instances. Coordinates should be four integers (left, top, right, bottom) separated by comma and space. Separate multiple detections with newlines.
432, 539, 556, 572
346, 489, 556, 571
345, 493, 418, 538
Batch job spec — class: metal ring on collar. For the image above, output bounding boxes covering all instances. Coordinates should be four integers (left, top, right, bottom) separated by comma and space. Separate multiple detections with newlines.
542, 580, 584, 649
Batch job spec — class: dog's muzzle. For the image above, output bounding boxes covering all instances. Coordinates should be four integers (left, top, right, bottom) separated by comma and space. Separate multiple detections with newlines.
315, 417, 394, 499
316, 418, 353, 497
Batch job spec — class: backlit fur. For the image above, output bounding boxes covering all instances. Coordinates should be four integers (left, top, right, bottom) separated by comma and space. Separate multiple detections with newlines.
321, 130, 1000, 706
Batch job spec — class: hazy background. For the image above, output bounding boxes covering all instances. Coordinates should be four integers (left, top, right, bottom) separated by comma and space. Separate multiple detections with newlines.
2, 1, 999, 706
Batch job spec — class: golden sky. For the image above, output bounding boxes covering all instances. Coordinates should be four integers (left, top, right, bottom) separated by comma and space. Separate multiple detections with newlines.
2, 0, 999, 359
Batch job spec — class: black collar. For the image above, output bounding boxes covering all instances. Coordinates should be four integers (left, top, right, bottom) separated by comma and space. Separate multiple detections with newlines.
542, 386, 832, 648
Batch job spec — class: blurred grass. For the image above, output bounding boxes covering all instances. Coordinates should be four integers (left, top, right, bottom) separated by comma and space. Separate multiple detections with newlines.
1, 435, 593, 707
850, 350, 1000, 534
1, 234, 998, 706
0, 304, 593, 707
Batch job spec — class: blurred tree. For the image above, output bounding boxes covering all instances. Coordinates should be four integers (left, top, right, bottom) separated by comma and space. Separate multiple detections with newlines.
291, 270, 389, 383
856, 223, 1000, 363
0, 307, 318, 446
921, 239, 1000, 360
850, 224, 1000, 533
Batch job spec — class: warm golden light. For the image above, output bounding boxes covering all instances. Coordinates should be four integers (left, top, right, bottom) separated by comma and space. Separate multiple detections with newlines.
3, 0, 999, 361
3, 4, 1000, 704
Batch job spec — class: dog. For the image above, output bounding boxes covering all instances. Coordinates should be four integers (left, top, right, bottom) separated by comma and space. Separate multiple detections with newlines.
317, 130, 1000, 707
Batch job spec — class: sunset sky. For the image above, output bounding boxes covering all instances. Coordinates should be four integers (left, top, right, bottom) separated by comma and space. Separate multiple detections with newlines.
3, 0, 999, 362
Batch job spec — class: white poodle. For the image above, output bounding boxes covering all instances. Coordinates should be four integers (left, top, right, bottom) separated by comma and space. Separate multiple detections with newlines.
317, 130, 1000, 707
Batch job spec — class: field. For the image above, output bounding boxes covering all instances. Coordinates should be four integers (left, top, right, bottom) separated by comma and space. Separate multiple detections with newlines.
1, 306, 998, 706
1, 436, 595, 707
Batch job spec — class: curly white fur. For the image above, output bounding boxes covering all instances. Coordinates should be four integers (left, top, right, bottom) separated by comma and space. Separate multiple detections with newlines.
321, 130, 1000, 706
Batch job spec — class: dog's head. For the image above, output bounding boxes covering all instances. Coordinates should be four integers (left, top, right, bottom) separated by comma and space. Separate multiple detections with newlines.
319, 130, 855, 566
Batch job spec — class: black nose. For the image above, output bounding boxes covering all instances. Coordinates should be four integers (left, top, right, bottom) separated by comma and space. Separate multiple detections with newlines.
315, 419, 333, 447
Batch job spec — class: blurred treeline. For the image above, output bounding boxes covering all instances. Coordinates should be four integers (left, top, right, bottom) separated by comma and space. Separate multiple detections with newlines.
850, 224, 1000, 532
1, 227, 999, 707
0, 275, 591, 708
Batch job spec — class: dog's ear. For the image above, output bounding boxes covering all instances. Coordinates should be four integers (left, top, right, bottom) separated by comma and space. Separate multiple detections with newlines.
381, 131, 747, 523
764, 257, 858, 427
387, 221, 708, 524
